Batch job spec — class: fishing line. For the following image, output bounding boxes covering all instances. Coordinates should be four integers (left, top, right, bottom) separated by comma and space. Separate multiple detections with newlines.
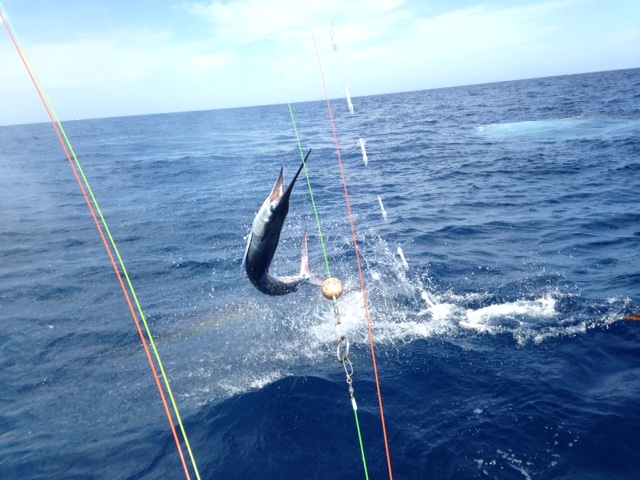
0, 6, 201, 479
258, 1, 332, 279
260, 4, 375, 476
302, 2, 395, 479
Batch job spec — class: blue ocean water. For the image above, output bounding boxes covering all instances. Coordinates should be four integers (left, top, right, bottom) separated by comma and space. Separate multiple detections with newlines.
1, 68, 640, 479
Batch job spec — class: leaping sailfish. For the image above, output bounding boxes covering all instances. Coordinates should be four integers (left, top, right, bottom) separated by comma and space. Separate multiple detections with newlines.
242, 149, 323, 295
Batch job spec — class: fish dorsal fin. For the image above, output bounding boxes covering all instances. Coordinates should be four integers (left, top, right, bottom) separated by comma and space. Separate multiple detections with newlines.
269, 168, 285, 203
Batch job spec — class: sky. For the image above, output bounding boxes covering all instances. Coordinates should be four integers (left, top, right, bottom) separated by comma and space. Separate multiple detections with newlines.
0, 0, 638, 126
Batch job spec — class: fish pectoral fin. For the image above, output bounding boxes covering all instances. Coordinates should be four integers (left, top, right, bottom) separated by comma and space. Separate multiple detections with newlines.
299, 229, 324, 286
241, 232, 253, 272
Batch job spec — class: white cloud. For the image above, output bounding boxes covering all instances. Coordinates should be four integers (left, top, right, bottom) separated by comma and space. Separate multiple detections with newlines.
0, 25, 238, 124
27, 30, 218, 87
1, 0, 638, 125
182, 0, 412, 48
183, 0, 304, 45
179, 0, 605, 99
2, 27, 234, 96
327, 1, 609, 92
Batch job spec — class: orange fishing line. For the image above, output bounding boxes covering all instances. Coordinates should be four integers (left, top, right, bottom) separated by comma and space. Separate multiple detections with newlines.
302, 2, 394, 479
0, 8, 193, 479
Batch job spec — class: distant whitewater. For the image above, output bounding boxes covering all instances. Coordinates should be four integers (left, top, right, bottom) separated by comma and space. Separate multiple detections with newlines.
1, 68, 639, 479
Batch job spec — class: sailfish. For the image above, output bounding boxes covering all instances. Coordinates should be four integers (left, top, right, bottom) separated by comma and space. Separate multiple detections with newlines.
242, 149, 323, 295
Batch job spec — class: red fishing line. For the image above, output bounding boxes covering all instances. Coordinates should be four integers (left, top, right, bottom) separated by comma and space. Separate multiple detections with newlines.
302, 3, 395, 479
0, 9, 193, 479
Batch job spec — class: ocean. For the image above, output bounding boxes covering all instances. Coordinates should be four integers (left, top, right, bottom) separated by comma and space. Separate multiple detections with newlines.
1, 68, 639, 479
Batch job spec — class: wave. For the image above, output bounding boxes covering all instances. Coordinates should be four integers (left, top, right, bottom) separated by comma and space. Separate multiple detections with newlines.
160, 232, 636, 407
475, 116, 640, 140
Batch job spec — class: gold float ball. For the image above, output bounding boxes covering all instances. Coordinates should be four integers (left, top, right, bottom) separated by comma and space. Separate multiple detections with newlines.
322, 278, 344, 300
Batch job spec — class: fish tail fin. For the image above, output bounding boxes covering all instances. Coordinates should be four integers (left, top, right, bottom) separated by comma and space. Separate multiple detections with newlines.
300, 229, 324, 286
